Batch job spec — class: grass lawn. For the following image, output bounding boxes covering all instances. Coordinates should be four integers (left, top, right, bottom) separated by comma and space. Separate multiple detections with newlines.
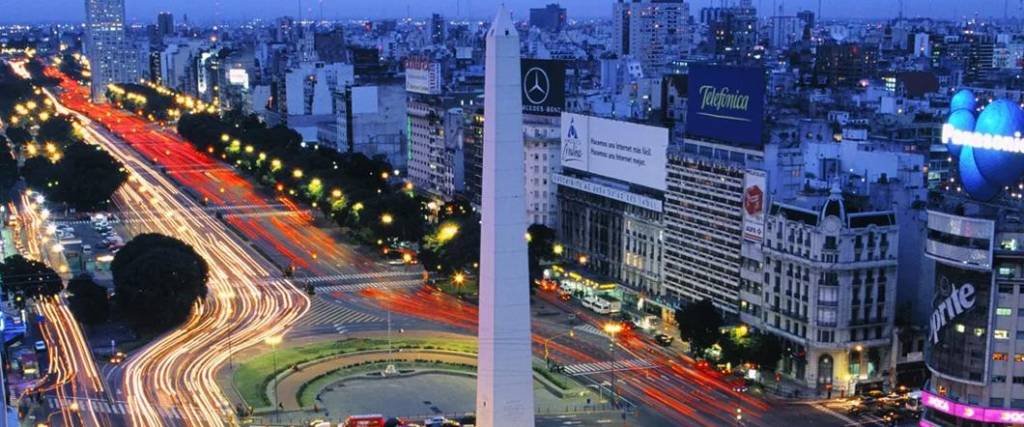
296, 360, 476, 407
232, 338, 476, 407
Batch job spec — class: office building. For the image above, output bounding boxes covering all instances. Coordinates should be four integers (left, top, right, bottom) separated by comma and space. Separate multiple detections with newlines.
612, 0, 691, 72
529, 4, 567, 33
84, 0, 129, 102
157, 12, 174, 38
740, 187, 899, 393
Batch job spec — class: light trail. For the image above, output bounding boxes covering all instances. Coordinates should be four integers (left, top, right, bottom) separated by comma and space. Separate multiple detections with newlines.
40, 66, 310, 426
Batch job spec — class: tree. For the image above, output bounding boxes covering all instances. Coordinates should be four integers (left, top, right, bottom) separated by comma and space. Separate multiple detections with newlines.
0, 137, 17, 202
20, 155, 56, 190
748, 333, 784, 371
112, 234, 209, 334
527, 224, 557, 283
0, 255, 62, 306
66, 274, 110, 325
6, 126, 32, 150
675, 299, 723, 356
51, 142, 127, 209
36, 116, 79, 149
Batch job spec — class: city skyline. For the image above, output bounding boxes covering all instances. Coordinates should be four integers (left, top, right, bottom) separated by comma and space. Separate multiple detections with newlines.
0, 0, 1015, 24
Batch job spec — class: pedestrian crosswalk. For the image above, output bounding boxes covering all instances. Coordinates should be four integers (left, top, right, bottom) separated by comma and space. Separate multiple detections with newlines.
561, 359, 658, 376
314, 279, 424, 294
295, 270, 423, 284
294, 296, 381, 327
45, 396, 181, 420
573, 324, 606, 337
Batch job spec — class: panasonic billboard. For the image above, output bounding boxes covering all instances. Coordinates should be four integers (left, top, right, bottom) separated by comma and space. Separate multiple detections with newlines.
560, 113, 668, 191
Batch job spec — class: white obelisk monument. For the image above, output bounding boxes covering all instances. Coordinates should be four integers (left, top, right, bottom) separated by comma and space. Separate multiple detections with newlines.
475, 6, 535, 427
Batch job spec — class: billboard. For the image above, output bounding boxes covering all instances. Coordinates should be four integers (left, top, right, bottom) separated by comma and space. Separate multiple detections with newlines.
685, 64, 766, 147
521, 59, 565, 116
925, 262, 993, 382
553, 174, 663, 212
405, 58, 442, 95
741, 170, 767, 242
560, 113, 668, 191
925, 210, 995, 270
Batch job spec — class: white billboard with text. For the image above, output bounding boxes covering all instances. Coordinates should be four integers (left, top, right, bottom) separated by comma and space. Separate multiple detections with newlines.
560, 113, 668, 191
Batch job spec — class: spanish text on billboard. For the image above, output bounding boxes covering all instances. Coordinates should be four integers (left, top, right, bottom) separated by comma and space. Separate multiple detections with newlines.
560, 113, 668, 191
685, 64, 766, 148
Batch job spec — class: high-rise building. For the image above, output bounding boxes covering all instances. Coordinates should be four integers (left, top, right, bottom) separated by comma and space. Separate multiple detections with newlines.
157, 12, 174, 38
476, 7, 535, 427
700, 2, 759, 61
430, 13, 447, 46
529, 3, 567, 33
612, 0, 691, 72
84, 0, 129, 102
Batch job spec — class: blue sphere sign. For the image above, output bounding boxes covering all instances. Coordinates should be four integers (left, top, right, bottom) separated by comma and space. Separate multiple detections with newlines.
943, 90, 1024, 201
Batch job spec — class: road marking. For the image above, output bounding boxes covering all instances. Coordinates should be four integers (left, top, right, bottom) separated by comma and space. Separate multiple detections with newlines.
561, 359, 657, 376
294, 296, 382, 327
315, 279, 424, 293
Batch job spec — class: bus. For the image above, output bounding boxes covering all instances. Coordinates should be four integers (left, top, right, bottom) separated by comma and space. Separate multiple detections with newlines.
583, 295, 621, 315
342, 415, 387, 427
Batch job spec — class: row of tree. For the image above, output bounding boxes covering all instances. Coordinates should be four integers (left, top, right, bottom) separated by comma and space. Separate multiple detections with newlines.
675, 299, 784, 372
0, 233, 209, 335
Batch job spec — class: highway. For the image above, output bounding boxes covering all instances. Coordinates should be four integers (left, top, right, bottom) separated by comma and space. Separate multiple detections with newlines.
36, 64, 310, 426
31, 64, 850, 426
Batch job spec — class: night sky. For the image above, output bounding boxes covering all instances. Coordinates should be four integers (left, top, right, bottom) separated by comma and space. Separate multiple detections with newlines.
0, 0, 1012, 24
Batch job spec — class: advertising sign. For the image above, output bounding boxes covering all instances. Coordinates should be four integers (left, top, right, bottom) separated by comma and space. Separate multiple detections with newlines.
925, 210, 995, 270
925, 262, 993, 382
521, 59, 566, 116
685, 64, 766, 147
553, 174, 663, 212
560, 113, 668, 191
405, 58, 442, 95
922, 391, 1024, 424
741, 170, 767, 242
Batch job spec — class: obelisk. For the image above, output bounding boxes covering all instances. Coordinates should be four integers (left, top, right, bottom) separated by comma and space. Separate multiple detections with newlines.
475, 6, 535, 427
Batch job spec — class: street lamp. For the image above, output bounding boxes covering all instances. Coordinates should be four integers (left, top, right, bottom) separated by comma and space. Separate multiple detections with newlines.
543, 330, 575, 363
438, 223, 459, 242
736, 407, 743, 425
265, 335, 283, 416
604, 322, 624, 407
381, 213, 394, 225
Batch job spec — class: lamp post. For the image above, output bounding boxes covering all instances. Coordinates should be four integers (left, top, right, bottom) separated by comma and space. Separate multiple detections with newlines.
543, 330, 576, 365
265, 335, 282, 418
604, 322, 624, 407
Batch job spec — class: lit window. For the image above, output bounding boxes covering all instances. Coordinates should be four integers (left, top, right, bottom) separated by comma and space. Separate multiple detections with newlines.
976, 328, 987, 337
996, 330, 1010, 339
994, 352, 1010, 361
955, 324, 966, 333
998, 308, 1013, 316
1015, 354, 1024, 362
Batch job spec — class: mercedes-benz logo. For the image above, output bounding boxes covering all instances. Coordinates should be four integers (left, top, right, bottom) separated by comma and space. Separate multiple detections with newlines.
523, 67, 550, 105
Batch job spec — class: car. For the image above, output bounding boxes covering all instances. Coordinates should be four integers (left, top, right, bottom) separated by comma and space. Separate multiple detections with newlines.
654, 334, 674, 346
109, 352, 126, 364
558, 291, 571, 302
34, 340, 46, 352
56, 225, 74, 233
82, 244, 93, 254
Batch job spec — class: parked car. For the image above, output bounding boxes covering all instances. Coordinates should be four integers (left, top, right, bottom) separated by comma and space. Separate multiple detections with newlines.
34, 340, 47, 352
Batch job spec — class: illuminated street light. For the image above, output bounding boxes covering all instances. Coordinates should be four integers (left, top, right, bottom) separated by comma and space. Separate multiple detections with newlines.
381, 213, 394, 225
292, 169, 304, 179
603, 322, 624, 335
553, 244, 564, 256
578, 255, 588, 265
438, 223, 459, 242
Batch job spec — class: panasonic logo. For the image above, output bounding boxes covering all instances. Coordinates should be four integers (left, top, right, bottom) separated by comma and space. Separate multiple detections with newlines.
930, 284, 976, 344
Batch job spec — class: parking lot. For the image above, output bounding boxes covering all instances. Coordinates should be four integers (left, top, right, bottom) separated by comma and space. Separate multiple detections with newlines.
50, 212, 129, 283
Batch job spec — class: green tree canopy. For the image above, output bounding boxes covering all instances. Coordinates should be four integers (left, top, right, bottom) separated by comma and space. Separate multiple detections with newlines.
66, 274, 110, 325
675, 299, 724, 356
0, 255, 62, 306
112, 234, 209, 334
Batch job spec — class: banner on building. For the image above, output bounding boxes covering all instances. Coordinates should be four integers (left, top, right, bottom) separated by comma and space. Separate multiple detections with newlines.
741, 169, 767, 242
553, 174, 663, 212
560, 113, 668, 191
685, 64, 766, 147
405, 58, 442, 95
521, 59, 566, 116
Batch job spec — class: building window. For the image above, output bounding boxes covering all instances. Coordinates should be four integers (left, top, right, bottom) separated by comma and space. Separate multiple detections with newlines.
955, 324, 966, 333
993, 375, 1007, 383
996, 330, 1010, 340
998, 307, 1013, 316
976, 328, 986, 337
992, 398, 1006, 407
1016, 354, 1024, 362
1014, 399, 1024, 410
994, 352, 1010, 361
1015, 377, 1024, 385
